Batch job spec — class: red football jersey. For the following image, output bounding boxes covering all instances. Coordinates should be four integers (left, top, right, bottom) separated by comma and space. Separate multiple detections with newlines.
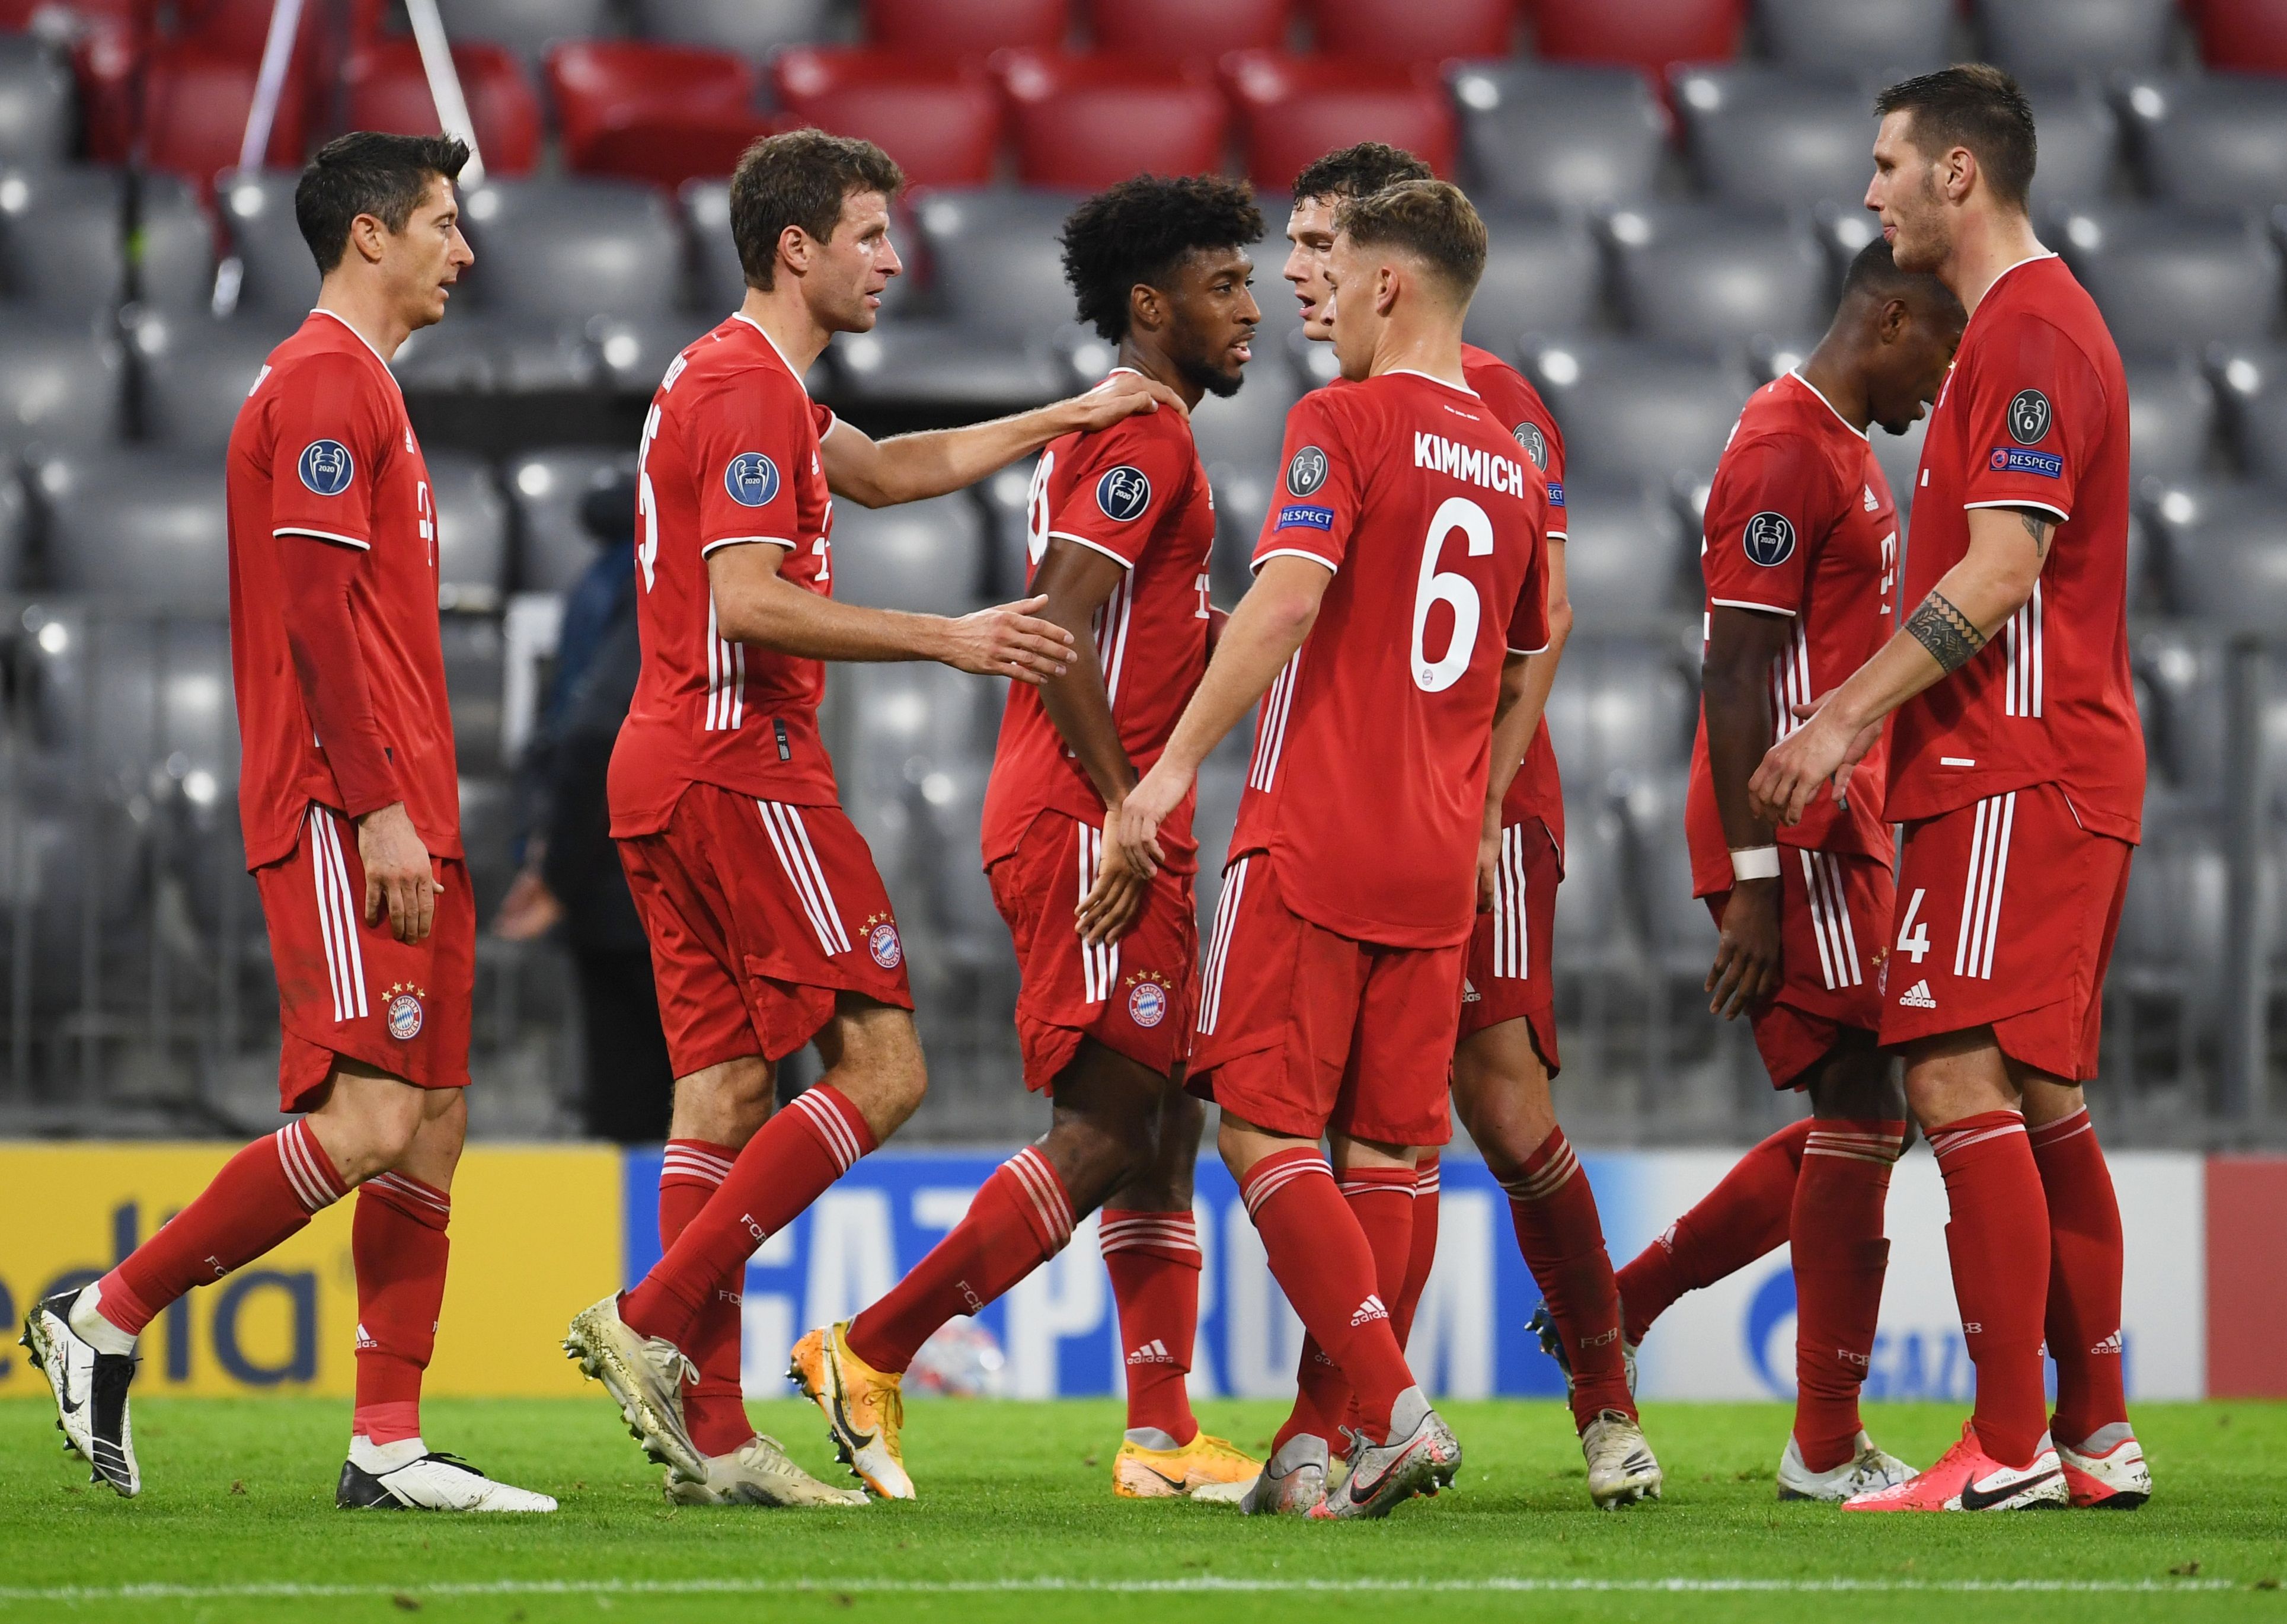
1685, 371, 1900, 897
1462, 343, 1569, 853
226, 310, 458, 869
609, 314, 842, 837
1887, 254, 2144, 842
1229, 369, 1551, 948
981, 373, 1216, 872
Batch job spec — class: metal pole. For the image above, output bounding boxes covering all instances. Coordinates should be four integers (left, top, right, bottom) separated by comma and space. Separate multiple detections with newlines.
237, 0, 307, 174
2219, 637, 2267, 1123
403, 0, 488, 187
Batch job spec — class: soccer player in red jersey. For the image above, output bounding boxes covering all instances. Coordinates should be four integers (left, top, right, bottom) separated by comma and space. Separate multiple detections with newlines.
795, 176, 1266, 1502
1106, 180, 1551, 1519
1275, 143, 1658, 1510
1753, 67, 2150, 1513
563, 131, 1186, 1504
1614, 241, 1964, 1501
21, 133, 551, 1512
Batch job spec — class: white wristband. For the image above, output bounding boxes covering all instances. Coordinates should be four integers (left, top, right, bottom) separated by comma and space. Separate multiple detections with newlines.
1730, 846, 1781, 883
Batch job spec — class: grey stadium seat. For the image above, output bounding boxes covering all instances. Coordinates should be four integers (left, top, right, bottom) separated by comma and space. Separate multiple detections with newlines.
1449, 64, 1667, 213
1555, 475, 1695, 630
2053, 206, 2282, 353
2018, 81, 2123, 210
39, 450, 228, 610
633, 0, 838, 57
427, 450, 511, 610
915, 189, 1081, 335
0, 166, 126, 316
459, 178, 683, 322
1526, 339, 1754, 484
836, 661, 1004, 917
1187, 364, 1302, 484
1973, 0, 2174, 78
0, 314, 122, 452
1603, 203, 1833, 347
2123, 352, 2218, 482
504, 447, 633, 592
587, 311, 720, 392
216, 170, 318, 319
1551, 792, 1638, 976
1208, 466, 1273, 604
828, 322, 1066, 410
133, 313, 275, 455
1543, 633, 1698, 784
1464, 208, 1602, 354
829, 493, 986, 616
440, 612, 506, 774
1672, 67, 1879, 210
437, 0, 615, 62
0, 459, 27, 589
2213, 343, 2287, 485
2148, 477, 2287, 632
136, 172, 220, 314
2135, 626, 2287, 814
2110, 815, 2232, 1027
30, 612, 236, 787
2125, 73, 2287, 212
1621, 768, 1720, 968
975, 452, 1038, 599
1755, 0, 1952, 73
0, 36, 74, 170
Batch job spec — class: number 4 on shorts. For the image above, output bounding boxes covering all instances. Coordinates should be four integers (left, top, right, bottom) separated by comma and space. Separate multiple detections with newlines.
1895, 887, 1930, 965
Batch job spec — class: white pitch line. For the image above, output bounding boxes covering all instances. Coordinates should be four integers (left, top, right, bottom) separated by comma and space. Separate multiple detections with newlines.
0, 1577, 2248, 1603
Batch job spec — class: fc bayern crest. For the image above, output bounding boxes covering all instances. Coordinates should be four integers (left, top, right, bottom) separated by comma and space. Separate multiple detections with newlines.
386, 991, 424, 1041
298, 439, 355, 496
1742, 511, 1797, 567
1512, 421, 1548, 471
1285, 445, 1329, 495
723, 451, 781, 507
2008, 388, 2052, 445
1095, 465, 1151, 522
868, 920, 903, 970
1127, 981, 1168, 1028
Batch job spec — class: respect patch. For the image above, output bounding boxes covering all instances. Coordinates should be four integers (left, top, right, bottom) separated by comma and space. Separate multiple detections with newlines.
1988, 446, 2062, 479
1275, 504, 1335, 530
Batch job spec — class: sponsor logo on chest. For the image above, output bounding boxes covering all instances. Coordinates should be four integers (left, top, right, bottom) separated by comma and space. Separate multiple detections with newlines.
1412, 431, 1528, 498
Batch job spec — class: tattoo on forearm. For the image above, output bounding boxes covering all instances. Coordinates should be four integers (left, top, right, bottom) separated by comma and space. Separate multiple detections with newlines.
2019, 510, 2052, 558
1904, 590, 1987, 674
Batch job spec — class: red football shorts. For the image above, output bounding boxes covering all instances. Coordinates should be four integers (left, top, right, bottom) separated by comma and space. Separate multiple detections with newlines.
1458, 816, 1561, 1072
617, 784, 913, 1078
1704, 847, 1894, 1089
254, 803, 473, 1111
988, 810, 1196, 1092
1190, 850, 1460, 1147
1878, 782, 2131, 1082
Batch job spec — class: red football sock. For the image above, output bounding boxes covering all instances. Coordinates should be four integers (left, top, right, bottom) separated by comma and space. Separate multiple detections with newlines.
2027, 1107, 2129, 1445
1099, 1209, 1202, 1445
1500, 1127, 1631, 1430
1931, 1110, 2050, 1469
1242, 1148, 1415, 1444
1615, 1116, 1810, 1345
845, 1146, 1074, 1374
351, 1170, 451, 1447
623, 1086, 875, 1348
1790, 1120, 1905, 1472
660, 1139, 753, 1458
100, 1118, 347, 1334
1333, 1164, 1420, 1440
1392, 1153, 1441, 1347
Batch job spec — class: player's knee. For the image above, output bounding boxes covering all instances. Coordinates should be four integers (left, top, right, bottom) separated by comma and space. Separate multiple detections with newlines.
832, 1009, 928, 1137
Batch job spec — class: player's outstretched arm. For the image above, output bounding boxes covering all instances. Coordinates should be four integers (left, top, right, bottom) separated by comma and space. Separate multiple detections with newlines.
707, 540, 1074, 681
1101, 555, 1330, 882
1702, 605, 1796, 1019
1749, 505, 2050, 826
819, 374, 1186, 509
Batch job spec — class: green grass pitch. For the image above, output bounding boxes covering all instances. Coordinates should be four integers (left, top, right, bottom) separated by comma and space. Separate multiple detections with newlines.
3, 1396, 2282, 1622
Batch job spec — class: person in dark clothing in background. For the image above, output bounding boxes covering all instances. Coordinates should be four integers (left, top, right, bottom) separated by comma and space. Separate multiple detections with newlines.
496, 468, 675, 1142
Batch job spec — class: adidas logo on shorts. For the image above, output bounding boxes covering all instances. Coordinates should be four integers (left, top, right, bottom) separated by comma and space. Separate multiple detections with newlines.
1350, 1294, 1390, 1328
1126, 1339, 1177, 1366
1898, 979, 1937, 1008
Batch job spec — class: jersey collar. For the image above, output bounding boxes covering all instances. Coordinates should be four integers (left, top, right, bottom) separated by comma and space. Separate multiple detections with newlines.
729, 311, 812, 396
307, 308, 404, 394
1384, 366, 1481, 399
1785, 370, 1868, 442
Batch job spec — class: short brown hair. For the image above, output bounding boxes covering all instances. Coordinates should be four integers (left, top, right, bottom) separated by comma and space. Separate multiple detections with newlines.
1334, 180, 1487, 303
1875, 64, 2037, 213
1293, 142, 1433, 206
296, 132, 469, 273
730, 129, 904, 291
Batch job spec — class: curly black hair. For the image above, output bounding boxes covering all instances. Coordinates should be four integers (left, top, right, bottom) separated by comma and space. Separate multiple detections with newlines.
1059, 174, 1264, 343
1292, 141, 1432, 206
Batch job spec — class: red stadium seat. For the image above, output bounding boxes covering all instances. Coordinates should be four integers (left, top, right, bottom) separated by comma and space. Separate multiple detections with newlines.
1084, 0, 1289, 63
1221, 52, 1453, 191
772, 49, 1003, 188
994, 50, 1228, 188
866, 0, 1066, 56
547, 40, 756, 166
346, 39, 542, 177
571, 108, 777, 189
2192, 0, 2287, 75
1299, 0, 1515, 62
140, 44, 305, 193
1525, 0, 1743, 79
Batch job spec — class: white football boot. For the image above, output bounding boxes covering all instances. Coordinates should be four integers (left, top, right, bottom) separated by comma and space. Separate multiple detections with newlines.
1231, 1433, 1331, 1515
563, 1295, 705, 1480
21, 1288, 139, 1497
665, 1436, 870, 1508
1582, 1409, 1663, 1509
337, 1441, 556, 1511
1777, 1431, 1915, 1502
2059, 1422, 2151, 1509
1311, 1389, 1459, 1520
